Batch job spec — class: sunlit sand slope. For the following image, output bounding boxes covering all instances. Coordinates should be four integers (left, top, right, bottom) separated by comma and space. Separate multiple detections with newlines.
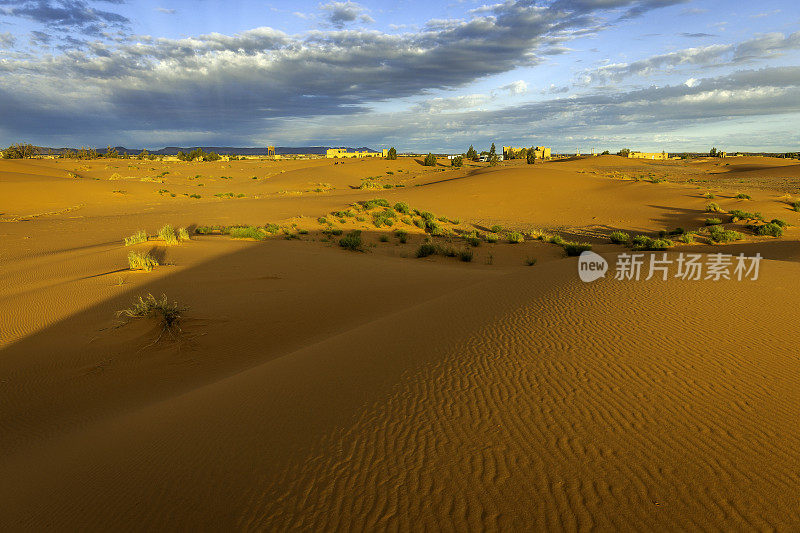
2, 256, 798, 530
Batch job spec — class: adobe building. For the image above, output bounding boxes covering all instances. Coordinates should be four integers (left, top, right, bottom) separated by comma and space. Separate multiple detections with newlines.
628, 151, 668, 160
326, 148, 389, 159
502, 146, 551, 160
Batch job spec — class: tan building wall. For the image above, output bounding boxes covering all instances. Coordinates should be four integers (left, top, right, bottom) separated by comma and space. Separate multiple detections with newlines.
326, 148, 389, 158
628, 151, 668, 160
503, 146, 551, 159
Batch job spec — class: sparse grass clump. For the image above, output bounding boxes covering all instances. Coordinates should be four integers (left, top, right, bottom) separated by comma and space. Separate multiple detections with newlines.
680, 233, 695, 244
704, 192, 715, 199
549, 234, 565, 245
264, 223, 281, 234
770, 218, 787, 227
490, 224, 504, 233
458, 249, 473, 262
705, 202, 722, 213
791, 200, 800, 212
705, 217, 722, 226
379, 234, 389, 242
339, 230, 363, 251
188, 193, 201, 199
124, 230, 148, 246
464, 235, 481, 247
317, 216, 328, 224
754, 222, 783, 237
394, 202, 410, 214
117, 293, 188, 335
562, 242, 592, 256
229, 226, 266, 240
486, 234, 499, 243
736, 193, 752, 200
158, 224, 179, 245
507, 231, 525, 244
362, 198, 390, 209
372, 208, 396, 227
177, 227, 190, 241
416, 243, 437, 257
708, 225, 742, 243
729, 209, 763, 222
609, 231, 629, 244
524, 257, 537, 266
631, 235, 673, 251
394, 229, 408, 243
127, 250, 159, 272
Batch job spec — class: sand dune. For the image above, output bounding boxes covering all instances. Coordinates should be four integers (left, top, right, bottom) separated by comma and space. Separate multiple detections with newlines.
2, 155, 799, 529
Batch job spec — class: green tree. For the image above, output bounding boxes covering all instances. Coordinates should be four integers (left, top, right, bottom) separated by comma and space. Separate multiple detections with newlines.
451, 155, 463, 167
526, 147, 537, 164
618, 148, 631, 157
601, 150, 610, 155
489, 154, 499, 166
386, 147, 397, 160
2, 143, 38, 159
709, 147, 718, 157
466, 145, 477, 161
137, 149, 150, 160
105, 145, 119, 158
489, 143, 496, 157
423, 153, 437, 166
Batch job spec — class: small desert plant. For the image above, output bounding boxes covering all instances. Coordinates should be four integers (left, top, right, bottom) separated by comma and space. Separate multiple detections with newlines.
117, 293, 189, 337
524, 257, 537, 266
229, 226, 266, 240
264, 223, 281, 233
548, 234, 565, 245
394, 229, 408, 243
372, 208, 396, 227
703, 192, 715, 199
486, 234, 499, 243
318, 216, 328, 224
458, 249, 473, 262
177, 227, 190, 241
562, 242, 592, 256
323, 227, 344, 236
379, 234, 389, 242
124, 230, 148, 246
339, 230, 363, 251
362, 198, 390, 209
705, 218, 722, 226
770, 218, 787, 227
680, 233, 695, 244
754, 222, 783, 237
631, 235, 672, 251
735, 193, 752, 200
189, 193, 201, 199
609, 231, 629, 244
705, 202, 722, 213
127, 250, 158, 272
791, 200, 800, 212
394, 202, 410, 214
423, 153, 437, 166
507, 231, 525, 244
416, 243, 437, 257
708, 226, 742, 243
490, 224, 504, 233
729, 209, 763, 222
424, 219, 440, 234
464, 235, 481, 247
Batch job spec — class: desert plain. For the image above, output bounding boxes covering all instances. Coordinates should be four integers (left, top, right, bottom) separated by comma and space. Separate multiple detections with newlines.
1, 154, 799, 529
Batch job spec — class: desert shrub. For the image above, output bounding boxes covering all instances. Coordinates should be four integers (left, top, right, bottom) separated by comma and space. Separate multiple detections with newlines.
424, 219, 440, 234
318, 216, 328, 224
438, 245, 457, 257
362, 198, 390, 209
386, 147, 397, 160
323, 227, 344, 236
158, 224, 179, 245
264, 223, 280, 233
189, 193, 201, 199
127, 250, 158, 272
451, 155, 463, 167
400, 217, 412, 225
229, 226, 266, 240
437, 216, 449, 223
412, 218, 425, 229
631, 235, 673, 251
549, 234, 565, 245
705, 202, 722, 212
423, 153, 437, 166
755, 223, 783, 237
464, 235, 481, 247
668, 227, 685, 236
372, 208, 396, 227
490, 224, 504, 233
378, 234, 389, 242
458, 249, 473, 262
609, 231, 629, 244
339, 230, 363, 251
297, 228, 309, 235
124, 230, 148, 246
486, 234, 499, 243
680, 233, 695, 244
177, 227, 190, 241
394, 229, 408, 243
708, 226, 742, 243
394, 202, 410, 214
563, 242, 592, 256
524, 257, 537, 266
704, 192, 715, 199
735, 193, 752, 200
791, 201, 800, 212
419, 211, 435, 221
416, 243, 437, 257
729, 209, 763, 222
705, 218, 722, 226
770, 218, 787, 227
507, 231, 525, 244
117, 293, 188, 332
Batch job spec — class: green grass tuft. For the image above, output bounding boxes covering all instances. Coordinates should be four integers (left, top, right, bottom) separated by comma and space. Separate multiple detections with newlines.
116, 293, 188, 331
127, 250, 158, 272
708, 225, 742, 243
705, 202, 722, 213
507, 231, 525, 244
416, 243, 437, 257
609, 231, 629, 244
229, 226, 266, 240
562, 242, 592, 256
705, 217, 722, 226
124, 230, 148, 246
158, 224, 179, 245
339, 230, 363, 251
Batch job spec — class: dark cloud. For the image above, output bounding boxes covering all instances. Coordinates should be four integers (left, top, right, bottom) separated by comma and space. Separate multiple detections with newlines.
0, 0, 129, 35
319, 1, 372, 28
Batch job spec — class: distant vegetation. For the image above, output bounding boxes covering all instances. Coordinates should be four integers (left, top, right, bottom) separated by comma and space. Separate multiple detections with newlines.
423, 153, 437, 166
2, 143, 39, 159
386, 147, 397, 160
127, 250, 158, 272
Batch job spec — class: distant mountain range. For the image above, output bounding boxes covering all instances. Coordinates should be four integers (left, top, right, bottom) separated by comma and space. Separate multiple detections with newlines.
39, 146, 380, 156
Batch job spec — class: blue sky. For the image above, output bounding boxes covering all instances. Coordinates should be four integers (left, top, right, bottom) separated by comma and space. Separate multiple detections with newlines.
1, 0, 798, 152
